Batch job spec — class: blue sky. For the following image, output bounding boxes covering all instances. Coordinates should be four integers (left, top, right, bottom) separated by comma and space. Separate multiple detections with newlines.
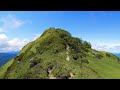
0, 11, 120, 53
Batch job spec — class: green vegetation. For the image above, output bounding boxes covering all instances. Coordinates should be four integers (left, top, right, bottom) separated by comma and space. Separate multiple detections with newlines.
1, 28, 120, 79
0, 59, 14, 79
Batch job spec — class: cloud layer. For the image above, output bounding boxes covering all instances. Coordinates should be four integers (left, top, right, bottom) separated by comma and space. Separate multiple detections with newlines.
0, 34, 30, 51
0, 14, 31, 51
92, 43, 120, 53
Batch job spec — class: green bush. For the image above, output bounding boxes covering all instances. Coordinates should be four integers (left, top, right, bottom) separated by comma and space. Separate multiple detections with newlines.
57, 73, 70, 79
53, 49, 59, 53
40, 27, 55, 37
81, 59, 89, 64
82, 41, 91, 49
7, 67, 11, 72
80, 53, 87, 58
72, 54, 79, 60
83, 47, 89, 52
35, 46, 39, 51
57, 75, 70, 79
23, 71, 33, 79
29, 51, 35, 55
68, 39, 79, 51
73, 37, 82, 44
56, 28, 71, 37
30, 58, 41, 68
63, 35, 71, 42
15, 53, 24, 61
106, 53, 111, 57
96, 54, 103, 59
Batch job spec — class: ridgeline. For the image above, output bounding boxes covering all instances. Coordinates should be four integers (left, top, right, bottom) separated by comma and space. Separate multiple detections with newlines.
0, 28, 120, 79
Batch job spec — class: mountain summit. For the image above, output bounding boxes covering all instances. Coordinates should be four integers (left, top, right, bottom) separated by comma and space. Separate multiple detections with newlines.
1, 28, 120, 79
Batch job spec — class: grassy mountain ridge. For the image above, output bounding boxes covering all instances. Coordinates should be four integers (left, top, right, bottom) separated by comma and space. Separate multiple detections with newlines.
0, 59, 14, 79
1, 28, 120, 79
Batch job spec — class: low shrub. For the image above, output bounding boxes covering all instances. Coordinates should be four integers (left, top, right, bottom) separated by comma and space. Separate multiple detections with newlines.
30, 58, 41, 68
96, 54, 103, 59
106, 53, 111, 57
73, 54, 79, 60
81, 59, 89, 64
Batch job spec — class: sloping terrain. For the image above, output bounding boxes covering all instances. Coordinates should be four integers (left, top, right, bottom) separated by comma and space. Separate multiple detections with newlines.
1, 28, 120, 79
0, 59, 14, 79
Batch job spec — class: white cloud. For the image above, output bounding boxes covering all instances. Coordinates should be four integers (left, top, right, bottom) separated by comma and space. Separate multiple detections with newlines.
92, 43, 120, 53
0, 14, 33, 51
0, 34, 8, 40
0, 14, 25, 32
0, 34, 30, 51
0, 33, 41, 51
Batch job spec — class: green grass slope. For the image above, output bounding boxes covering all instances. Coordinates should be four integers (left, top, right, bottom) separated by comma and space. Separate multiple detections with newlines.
84, 49, 120, 79
0, 59, 14, 79
2, 28, 120, 79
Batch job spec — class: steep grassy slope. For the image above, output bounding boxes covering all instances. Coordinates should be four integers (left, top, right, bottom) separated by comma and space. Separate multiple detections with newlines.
83, 50, 120, 78
0, 59, 14, 79
2, 28, 120, 79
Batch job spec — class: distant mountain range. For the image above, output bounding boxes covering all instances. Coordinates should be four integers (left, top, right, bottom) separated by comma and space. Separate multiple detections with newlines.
0, 51, 20, 53
113, 53, 120, 57
0, 51, 19, 66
